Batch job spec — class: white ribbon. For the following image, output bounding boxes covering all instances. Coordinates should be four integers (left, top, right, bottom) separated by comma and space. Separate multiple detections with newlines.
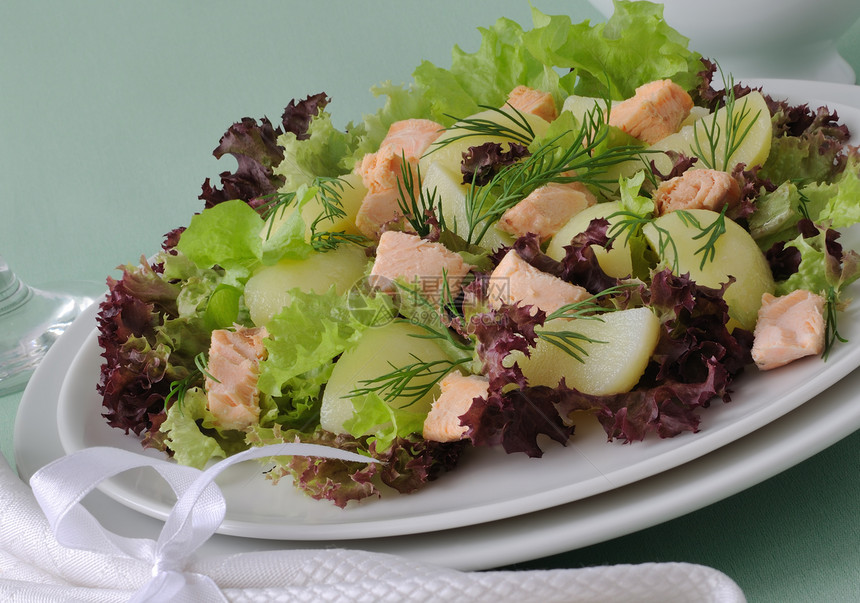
29, 443, 378, 602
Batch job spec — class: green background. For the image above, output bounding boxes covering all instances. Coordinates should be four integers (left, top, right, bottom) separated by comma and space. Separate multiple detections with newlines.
2, 2, 859, 601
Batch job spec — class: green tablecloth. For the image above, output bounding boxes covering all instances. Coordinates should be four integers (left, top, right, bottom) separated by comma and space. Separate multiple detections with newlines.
2, 2, 859, 601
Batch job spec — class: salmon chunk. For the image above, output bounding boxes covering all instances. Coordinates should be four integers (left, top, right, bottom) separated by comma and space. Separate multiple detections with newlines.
354, 119, 443, 238
423, 372, 489, 442
370, 230, 473, 302
357, 118, 443, 193
608, 79, 693, 144
354, 187, 409, 239
205, 326, 268, 431
654, 168, 741, 215
505, 85, 557, 122
488, 249, 590, 315
751, 290, 825, 370
497, 178, 596, 241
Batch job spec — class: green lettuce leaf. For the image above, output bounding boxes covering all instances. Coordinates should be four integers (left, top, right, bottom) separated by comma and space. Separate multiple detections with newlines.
176, 200, 263, 274
343, 392, 426, 452
274, 109, 361, 190
810, 157, 860, 228
257, 286, 390, 398
161, 388, 228, 469
775, 226, 860, 297
524, 1, 701, 100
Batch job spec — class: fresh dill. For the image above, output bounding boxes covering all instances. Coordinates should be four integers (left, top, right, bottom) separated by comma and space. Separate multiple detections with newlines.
164, 352, 216, 410
395, 154, 446, 237
690, 72, 760, 171
349, 355, 472, 408
606, 209, 682, 274
796, 186, 812, 220
462, 107, 646, 245
259, 176, 370, 251
537, 285, 634, 362
606, 205, 728, 273
392, 272, 473, 354
675, 205, 729, 270
346, 273, 474, 406
535, 330, 606, 364
544, 284, 636, 321
429, 104, 537, 153
823, 285, 848, 360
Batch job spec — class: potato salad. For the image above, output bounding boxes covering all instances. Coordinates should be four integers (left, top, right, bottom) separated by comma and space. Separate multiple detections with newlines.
96, 2, 860, 506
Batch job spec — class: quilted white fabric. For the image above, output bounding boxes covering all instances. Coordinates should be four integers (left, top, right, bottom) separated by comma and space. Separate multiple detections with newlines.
0, 447, 746, 602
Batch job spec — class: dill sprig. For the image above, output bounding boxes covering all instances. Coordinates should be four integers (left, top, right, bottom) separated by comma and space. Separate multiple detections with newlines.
606, 205, 728, 273
675, 205, 729, 270
606, 209, 683, 273
428, 103, 537, 153
796, 185, 812, 220
535, 329, 606, 364
395, 154, 445, 237
537, 285, 635, 362
164, 352, 216, 410
823, 285, 848, 360
349, 355, 472, 408
462, 108, 646, 245
347, 273, 474, 407
259, 176, 370, 251
393, 272, 473, 354
691, 71, 761, 171
544, 284, 637, 321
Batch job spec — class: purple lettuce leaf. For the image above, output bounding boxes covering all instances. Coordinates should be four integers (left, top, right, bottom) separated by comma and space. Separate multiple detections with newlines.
460, 386, 574, 457
513, 226, 618, 294
96, 260, 183, 436
199, 93, 329, 209
460, 303, 573, 457
461, 141, 530, 185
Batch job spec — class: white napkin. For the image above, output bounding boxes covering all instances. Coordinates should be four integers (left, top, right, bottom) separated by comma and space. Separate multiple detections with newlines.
0, 445, 746, 603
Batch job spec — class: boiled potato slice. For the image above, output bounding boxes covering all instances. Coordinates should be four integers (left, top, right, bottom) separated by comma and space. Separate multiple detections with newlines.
513, 307, 660, 395
546, 201, 633, 278
320, 321, 450, 434
420, 161, 513, 251
650, 91, 771, 175
244, 244, 369, 327
560, 95, 617, 124
643, 208, 775, 331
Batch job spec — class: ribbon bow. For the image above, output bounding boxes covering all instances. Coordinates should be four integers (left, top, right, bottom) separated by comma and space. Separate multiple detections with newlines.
29, 443, 377, 602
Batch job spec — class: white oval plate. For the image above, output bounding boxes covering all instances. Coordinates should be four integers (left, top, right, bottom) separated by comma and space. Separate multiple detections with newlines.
48, 81, 860, 542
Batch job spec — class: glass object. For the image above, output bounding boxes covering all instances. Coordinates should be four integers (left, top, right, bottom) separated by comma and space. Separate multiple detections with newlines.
0, 255, 101, 396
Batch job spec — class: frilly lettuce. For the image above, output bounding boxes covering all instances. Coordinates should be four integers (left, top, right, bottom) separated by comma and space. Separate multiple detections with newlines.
161, 388, 229, 469
809, 155, 860, 228
524, 1, 702, 100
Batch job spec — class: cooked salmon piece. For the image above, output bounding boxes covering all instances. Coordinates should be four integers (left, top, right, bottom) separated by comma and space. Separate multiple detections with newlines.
370, 230, 473, 302
354, 187, 410, 239
488, 249, 590, 315
654, 168, 741, 215
205, 326, 268, 431
423, 372, 489, 442
608, 79, 693, 145
497, 177, 596, 241
356, 118, 443, 194
505, 85, 557, 122
356, 146, 402, 193
354, 119, 443, 238
751, 289, 825, 370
